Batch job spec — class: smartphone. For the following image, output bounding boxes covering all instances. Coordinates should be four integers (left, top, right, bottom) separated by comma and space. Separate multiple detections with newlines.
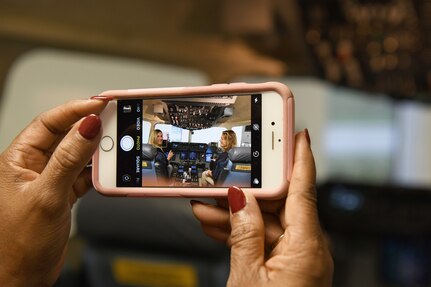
92, 82, 294, 198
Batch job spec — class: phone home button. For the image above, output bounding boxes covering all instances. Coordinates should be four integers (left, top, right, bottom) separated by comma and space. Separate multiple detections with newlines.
100, 136, 114, 152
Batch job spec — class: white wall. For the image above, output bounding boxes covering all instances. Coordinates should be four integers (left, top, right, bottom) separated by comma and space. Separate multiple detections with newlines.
394, 102, 431, 187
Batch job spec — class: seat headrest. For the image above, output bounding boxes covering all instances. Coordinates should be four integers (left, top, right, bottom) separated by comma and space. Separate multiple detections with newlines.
228, 147, 251, 163
142, 144, 157, 160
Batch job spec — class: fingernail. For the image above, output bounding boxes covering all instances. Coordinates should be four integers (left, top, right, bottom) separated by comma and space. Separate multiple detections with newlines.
90, 95, 113, 101
79, 115, 101, 139
228, 186, 246, 214
304, 128, 311, 146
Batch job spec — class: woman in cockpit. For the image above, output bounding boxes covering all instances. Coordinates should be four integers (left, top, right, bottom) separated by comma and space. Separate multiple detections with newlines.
149, 129, 174, 182
203, 130, 237, 186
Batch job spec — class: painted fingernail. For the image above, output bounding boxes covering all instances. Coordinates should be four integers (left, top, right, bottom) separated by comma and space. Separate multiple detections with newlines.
304, 128, 311, 146
228, 186, 246, 214
90, 95, 113, 101
79, 115, 101, 139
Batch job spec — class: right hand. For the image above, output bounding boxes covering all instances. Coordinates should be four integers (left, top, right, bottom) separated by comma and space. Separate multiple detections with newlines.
167, 150, 174, 161
191, 131, 333, 286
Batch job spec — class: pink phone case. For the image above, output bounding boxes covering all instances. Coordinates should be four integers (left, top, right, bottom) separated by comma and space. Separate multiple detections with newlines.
92, 82, 294, 198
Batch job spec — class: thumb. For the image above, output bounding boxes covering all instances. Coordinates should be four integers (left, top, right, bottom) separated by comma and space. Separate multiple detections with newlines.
228, 186, 265, 278
40, 115, 102, 195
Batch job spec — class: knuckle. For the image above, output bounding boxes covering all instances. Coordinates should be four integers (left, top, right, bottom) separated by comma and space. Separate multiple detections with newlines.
31, 183, 66, 216
230, 221, 261, 246
289, 182, 318, 204
51, 141, 80, 172
299, 235, 334, 279
296, 181, 317, 197
37, 112, 61, 135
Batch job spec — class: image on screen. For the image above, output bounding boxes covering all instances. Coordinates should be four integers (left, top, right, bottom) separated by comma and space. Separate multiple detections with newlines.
116, 94, 262, 188
205, 153, 213, 162
189, 151, 197, 161
180, 151, 188, 161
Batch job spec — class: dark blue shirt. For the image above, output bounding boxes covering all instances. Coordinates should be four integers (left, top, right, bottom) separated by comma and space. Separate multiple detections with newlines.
154, 148, 169, 178
212, 152, 229, 181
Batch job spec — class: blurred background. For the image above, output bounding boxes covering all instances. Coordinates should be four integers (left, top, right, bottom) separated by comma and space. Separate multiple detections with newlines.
0, 0, 431, 286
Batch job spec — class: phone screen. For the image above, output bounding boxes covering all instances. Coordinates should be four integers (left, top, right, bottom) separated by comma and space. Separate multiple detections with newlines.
116, 94, 262, 188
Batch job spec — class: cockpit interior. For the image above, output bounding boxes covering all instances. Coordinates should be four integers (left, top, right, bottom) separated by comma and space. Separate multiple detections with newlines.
140, 95, 254, 187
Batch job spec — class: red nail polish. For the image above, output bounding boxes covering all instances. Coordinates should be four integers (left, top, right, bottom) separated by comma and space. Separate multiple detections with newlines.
79, 115, 101, 139
90, 95, 113, 101
304, 128, 311, 146
228, 186, 246, 214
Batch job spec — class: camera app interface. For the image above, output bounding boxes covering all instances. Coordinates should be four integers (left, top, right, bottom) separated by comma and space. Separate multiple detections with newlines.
116, 94, 262, 188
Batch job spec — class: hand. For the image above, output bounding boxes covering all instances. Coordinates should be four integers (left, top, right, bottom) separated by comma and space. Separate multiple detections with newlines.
167, 150, 175, 161
0, 99, 108, 287
191, 131, 333, 286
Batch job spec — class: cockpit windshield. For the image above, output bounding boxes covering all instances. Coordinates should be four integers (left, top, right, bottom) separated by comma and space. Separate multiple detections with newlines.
152, 123, 244, 146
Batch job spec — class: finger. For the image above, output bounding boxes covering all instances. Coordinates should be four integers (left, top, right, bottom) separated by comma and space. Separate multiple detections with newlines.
69, 169, 93, 206
279, 206, 287, 229
284, 129, 320, 237
12, 99, 108, 152
262, 213, 284, 247
216, 198, 229, 209
72, 167, 93, 199
190, 201, 230, 230
228, 186, 265, 273
219, 195, 284, 214
256, 198, 285, 213
201, 225, 230, 243
39, 115, 102, 196
191, 200, 282, 249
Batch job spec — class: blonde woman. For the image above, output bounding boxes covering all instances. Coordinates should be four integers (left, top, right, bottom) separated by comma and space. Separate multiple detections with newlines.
203, 130, 237, 185
149, 129, 174, 180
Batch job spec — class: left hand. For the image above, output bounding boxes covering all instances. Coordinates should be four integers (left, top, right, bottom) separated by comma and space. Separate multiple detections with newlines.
167, 150, 175, 161
0, 99, 108, 287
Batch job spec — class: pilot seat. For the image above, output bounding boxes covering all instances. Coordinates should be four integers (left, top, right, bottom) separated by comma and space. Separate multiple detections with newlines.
218, 147, 251, 187
141, 144, 158, 186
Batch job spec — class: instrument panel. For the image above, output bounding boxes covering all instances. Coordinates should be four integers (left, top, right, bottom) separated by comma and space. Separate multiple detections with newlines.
166, 141, 219, 184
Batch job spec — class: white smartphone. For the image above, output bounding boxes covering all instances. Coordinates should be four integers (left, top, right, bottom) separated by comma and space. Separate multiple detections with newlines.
92, 82, 294, 198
